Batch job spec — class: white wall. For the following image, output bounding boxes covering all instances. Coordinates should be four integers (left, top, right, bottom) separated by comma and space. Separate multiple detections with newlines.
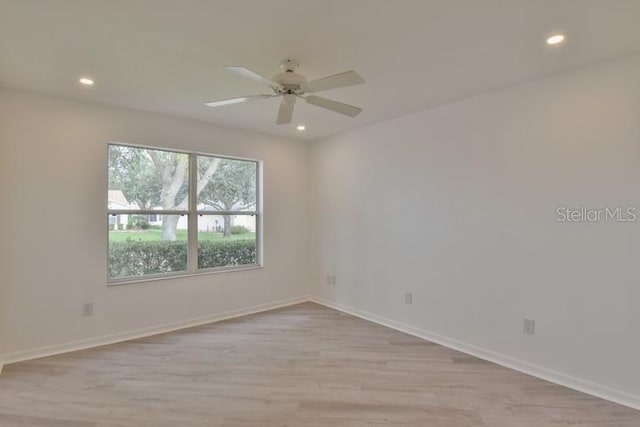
310, 54, 640, 401
0, 88, 310, 360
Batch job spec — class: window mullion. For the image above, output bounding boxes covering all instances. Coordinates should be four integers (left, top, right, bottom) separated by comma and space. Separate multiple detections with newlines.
195, 210, 258, 216
187, 153, 198, 272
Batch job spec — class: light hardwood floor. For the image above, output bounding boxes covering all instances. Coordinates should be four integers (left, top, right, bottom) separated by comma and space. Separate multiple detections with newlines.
0, 302, 638, 426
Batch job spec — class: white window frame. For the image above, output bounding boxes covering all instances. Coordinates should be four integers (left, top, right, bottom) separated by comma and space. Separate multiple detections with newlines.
107, 142, 263, 285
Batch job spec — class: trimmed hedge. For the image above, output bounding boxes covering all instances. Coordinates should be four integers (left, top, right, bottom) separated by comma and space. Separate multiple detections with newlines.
198, 240, 256, 269
230, 225, 249, 235
109, 239, 256, 279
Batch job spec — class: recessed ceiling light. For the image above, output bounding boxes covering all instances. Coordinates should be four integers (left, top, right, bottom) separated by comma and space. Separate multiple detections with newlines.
296, 125, 306, 131
546, 34, 565, 45
79, 77, 94, 86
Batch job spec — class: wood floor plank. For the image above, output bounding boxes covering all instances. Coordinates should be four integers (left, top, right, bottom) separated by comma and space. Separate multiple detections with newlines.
0, 302, 638, 426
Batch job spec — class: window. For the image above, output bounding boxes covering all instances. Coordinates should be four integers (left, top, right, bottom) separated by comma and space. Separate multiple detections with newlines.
107, 143, 260, 282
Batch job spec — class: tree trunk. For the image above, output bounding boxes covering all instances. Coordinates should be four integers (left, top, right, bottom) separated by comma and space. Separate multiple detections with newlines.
147, 152, 221, 241
162, 215, 179, 241
223, 215, 232, 238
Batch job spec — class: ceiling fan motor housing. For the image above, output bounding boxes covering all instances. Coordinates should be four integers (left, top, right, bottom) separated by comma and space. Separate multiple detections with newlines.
273, 77, 306, 95
271, 59, 306, 94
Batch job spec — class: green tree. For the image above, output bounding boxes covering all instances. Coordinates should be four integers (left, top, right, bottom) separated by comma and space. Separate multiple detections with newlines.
199, 158, 256, 237
108, 146, 162, 209
109, 146, 220, 240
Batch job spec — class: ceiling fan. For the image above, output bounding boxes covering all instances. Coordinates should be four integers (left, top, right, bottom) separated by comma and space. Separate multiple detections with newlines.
205, 59, 365, 125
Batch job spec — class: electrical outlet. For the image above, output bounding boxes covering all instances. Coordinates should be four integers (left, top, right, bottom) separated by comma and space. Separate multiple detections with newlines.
326, 275, 336, 285
82, 303, 94, 317
405, 292, 413, 305
523, 318, 535, 335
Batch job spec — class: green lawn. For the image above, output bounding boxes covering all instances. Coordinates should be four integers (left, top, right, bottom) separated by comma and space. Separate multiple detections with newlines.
109, 229, 255, 242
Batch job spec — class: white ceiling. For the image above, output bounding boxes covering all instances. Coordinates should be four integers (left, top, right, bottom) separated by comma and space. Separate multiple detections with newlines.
2, 0, 640, 141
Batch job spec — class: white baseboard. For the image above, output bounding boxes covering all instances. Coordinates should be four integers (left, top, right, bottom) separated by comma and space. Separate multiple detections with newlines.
0, 296, 309, 368
310, 296, 640, 411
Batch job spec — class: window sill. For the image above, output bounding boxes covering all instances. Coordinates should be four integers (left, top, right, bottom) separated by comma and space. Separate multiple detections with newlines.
106, 264, 263, 287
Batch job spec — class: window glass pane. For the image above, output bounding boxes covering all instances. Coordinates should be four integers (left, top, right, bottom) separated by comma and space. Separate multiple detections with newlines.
197, 156, 257, 211
108, 145, 189, 211
198, 215, 257, 269
108, 214, 188, 279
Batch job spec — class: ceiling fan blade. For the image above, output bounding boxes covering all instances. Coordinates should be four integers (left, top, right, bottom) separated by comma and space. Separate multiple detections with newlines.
303, 70, 364, 93
276, 94, 295, 125
225, 66, 274, 86
306, 95, 362, 117
204, 94, 273, 107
